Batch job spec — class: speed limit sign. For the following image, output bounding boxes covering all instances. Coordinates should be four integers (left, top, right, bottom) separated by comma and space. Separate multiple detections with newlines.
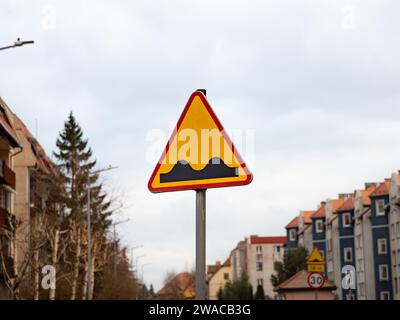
307, 272, 325, 289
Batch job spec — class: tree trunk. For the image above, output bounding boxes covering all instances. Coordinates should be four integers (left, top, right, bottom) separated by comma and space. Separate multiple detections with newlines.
89, 241, 97, 300
49, 229, 59, 300
33, 249, 40, 300
70, 228, 81, 300
82, 261, 88, 300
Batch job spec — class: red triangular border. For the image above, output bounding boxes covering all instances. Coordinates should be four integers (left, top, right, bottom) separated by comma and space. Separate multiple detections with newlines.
148, 91, 253, 193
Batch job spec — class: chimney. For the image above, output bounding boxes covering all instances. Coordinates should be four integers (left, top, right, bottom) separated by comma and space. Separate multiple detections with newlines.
365, 182, 377, 189
216, 261, 221, 266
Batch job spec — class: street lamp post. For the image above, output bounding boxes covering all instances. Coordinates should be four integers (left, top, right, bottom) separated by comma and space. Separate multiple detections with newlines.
87, 165, 117, 300
0, 38, 34, 51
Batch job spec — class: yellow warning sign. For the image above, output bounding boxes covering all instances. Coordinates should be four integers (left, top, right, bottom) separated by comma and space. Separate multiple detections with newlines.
148, 91, 252, 193
306, 248, 325, 273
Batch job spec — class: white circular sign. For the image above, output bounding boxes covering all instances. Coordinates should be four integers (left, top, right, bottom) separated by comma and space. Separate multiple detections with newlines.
307, 272, 325, 289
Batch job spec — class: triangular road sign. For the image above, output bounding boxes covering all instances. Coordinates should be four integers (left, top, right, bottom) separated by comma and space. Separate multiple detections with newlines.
306, 248, 325, 265
148, 91, 253, 193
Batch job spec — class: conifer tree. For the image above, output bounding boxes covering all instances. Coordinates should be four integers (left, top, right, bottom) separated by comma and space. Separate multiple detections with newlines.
53, 112, 112, 299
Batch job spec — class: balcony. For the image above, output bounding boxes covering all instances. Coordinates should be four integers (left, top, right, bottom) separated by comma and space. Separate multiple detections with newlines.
0, 160, 15, 190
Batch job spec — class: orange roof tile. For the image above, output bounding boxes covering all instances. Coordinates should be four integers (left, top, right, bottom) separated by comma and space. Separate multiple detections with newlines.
336, 197, 355, 212
14, 115, 53, 175
312, 203, 326, 219
360, 184, 377, 206
157, 272, 194, 297
370, 181, 391, 197
331, 198, 346, 212
302, 211, 315, 224
285, 216, 299, 229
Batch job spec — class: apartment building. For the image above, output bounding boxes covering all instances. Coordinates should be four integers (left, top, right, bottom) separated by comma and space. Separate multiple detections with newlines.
353, 184, 377, 300
297, 211, 315, 254
389, 173, 400, 299
0, 98, 22, 298
369, 181, 393, 300
285, 216, 299, 249
230, 240, 247, 282
311, 202, 327, 261
246, 235, 286, 298
0, 97, 53, 299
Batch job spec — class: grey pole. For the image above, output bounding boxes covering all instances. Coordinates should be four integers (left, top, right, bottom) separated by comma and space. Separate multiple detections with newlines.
87, 174, 92, 300
195, 189, 206, 300
195, 88, 208, 300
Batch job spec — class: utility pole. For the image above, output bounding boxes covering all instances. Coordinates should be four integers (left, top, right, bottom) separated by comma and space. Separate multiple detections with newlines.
87, 165, 118, 300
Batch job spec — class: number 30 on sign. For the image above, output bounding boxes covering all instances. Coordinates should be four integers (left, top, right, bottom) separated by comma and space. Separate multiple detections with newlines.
307, 272, 325, 289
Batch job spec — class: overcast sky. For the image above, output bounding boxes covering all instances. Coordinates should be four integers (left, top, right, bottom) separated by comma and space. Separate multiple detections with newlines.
1, 0, 400, 290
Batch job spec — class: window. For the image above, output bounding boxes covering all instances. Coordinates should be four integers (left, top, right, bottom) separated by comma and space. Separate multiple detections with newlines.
273, 245, 281, 253
380, 291, 390, 300
397, 222, 400, 239
375, 199, 385, 216
392, 224, 396, 240
289, 229, 297, 241
256, 262, 263, 271
342, 213, 352, 227
397, 250, 400, 266
257, 278, 263, 286
316, 220, 324, 233
379, 265, 389, 281
256, 246, 262, 253
223, 273, 229, 280
344, 247, 353, 262
378, 238, 387, 255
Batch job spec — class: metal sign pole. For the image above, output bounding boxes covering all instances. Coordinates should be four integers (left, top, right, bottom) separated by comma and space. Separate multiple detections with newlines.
195, 189, 206, 300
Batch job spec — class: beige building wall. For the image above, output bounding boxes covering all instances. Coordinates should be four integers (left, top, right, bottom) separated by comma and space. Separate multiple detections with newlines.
246, 238, 285, 299
298, 211, 313, 253
354, 189, 376, 300
230, 241, 246, 282
389, 173, 400, 300
208, 265, 231, 300
10, 115, 36, 269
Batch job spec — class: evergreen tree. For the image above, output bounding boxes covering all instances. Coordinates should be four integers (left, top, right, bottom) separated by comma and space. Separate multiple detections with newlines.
149, 284, 155, 299
217, 286, 224, 300
53, 112, 112, 299
255, 284, 265, 300
53, 112, 111, 226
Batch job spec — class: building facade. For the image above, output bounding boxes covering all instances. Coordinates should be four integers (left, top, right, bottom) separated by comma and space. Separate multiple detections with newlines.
207, 259, 231, 300
246, 235, 286, 298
